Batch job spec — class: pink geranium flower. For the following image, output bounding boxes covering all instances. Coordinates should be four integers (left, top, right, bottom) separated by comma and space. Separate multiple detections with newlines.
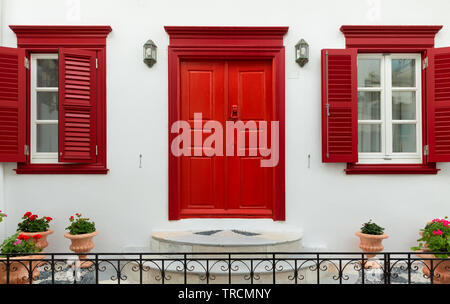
13, 240, 22, 246
432, 229, 443, 236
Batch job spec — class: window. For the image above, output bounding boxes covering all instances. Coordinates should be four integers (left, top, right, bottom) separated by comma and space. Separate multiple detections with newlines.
30, 54, 59, 164
320, 25, 446, 174
0, 25, 112, 174
357, 54, 422, 164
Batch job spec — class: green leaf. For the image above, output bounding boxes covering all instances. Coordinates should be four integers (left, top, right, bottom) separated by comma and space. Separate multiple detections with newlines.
361, 220, 385, 235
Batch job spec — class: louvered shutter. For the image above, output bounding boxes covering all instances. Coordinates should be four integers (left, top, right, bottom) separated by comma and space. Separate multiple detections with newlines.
321, 49, 358, 163
58, 48, 97, 163
426, 47, 450, 162
0, 47, 26, 162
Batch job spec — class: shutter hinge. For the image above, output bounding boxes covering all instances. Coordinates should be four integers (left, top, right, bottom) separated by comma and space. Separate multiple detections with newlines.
96, 145, 98, 156
24, 145, 29, 156
24, 57, 29, 69
326, 103, 330, 117
424, 145, 429, 156
96, 58, 98, 69
422, 57, 428, 70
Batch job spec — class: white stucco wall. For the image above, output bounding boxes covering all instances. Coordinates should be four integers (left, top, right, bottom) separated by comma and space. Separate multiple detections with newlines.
1, 0, 449, 252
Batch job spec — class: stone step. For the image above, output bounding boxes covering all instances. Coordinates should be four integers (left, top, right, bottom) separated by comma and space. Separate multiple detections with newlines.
151, 229, 303, 254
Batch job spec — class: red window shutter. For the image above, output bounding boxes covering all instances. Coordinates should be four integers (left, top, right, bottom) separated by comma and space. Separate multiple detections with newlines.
321, 49, 358, 163
58, 48, 97, 163
426, 47, 450, 162
0, 47, 26, 162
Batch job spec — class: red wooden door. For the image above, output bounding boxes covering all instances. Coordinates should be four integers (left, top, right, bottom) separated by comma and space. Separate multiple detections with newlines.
180, 61, 226, 215
226, 61, 273, 216
179, 59, 274, 218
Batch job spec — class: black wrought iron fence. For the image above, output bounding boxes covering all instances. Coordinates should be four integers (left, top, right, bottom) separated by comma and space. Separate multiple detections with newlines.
0, 252, 448, 284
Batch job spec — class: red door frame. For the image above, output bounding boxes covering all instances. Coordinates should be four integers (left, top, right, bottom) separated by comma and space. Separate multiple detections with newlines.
165, 26, 288, 220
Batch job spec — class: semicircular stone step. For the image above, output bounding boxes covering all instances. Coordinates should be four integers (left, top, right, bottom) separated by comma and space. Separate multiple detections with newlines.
151, 230, 303, 255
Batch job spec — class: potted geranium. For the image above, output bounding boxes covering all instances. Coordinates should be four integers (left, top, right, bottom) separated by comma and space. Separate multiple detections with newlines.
17, 212, 53, 251
411, 217, 450, 284
355, 220, 388, 258
64, 213, 97, 268
0, 233, 43, 284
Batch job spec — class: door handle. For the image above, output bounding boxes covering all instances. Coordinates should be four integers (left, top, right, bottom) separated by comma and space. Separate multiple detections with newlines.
231, 105, 238, 120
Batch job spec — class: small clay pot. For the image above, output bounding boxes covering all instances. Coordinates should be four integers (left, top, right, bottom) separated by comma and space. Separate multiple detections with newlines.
64, 231, 98, 268
19, 230, 53, 251
355, 231, 389, 258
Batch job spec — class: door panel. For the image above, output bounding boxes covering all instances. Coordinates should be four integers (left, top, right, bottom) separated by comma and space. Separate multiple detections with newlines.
187, 70, 214, 120
187, 157, 214, 208
239, 71, 266, 120
240, 158, 269, 207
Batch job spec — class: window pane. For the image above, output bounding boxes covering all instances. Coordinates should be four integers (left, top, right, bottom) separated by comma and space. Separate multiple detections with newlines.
358, 91, 380, 120
36, 124, 58, 152
358, 124, 381, 152
393, 124, 416, 152
358, 59, 381, 87
37, 59, 58, 87
37, 92, 58, 120
392, 59, 415, 87
392, 91, 416, 120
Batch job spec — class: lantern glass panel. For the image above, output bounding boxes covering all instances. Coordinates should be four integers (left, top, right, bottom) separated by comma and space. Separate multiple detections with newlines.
300, 46, 307, 57
146, 47, 152, 59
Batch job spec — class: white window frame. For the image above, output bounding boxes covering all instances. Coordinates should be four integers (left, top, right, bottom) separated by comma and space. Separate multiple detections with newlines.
30, 53, 59, 164
357, 53, 422, 164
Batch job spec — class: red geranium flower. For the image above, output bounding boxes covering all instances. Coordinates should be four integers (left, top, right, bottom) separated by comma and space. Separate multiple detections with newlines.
17, 234, 29, 240
29, 214, 38, 221
70, 216, 74, 220
23, 212, 32, 218
32, 234, 42, 240
45, 217, 53, 222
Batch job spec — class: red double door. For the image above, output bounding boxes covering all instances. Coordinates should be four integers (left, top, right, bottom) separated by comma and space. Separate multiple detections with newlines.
179, 59, 275, 218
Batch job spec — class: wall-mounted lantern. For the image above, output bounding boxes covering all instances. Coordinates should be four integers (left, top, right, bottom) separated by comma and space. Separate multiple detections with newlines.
295, 39, 309, 67
143, 39, 157, 67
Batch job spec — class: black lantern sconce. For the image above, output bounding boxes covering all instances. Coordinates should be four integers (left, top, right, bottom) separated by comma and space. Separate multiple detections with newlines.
295, 39, 309, 67
143, 39, 157, 67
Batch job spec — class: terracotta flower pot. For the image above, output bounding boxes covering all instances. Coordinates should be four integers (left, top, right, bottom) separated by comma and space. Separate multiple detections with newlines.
416, 250, 450, 284
19, 230, 53, 251
355, 231, 389, 258
0, 255, 44, 284
64, 231, 98, 269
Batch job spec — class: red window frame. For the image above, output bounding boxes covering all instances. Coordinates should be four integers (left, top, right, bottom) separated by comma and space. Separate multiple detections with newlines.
340, 25, 442, 174
9, 25, 111, 174
165, 26, 287, 220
